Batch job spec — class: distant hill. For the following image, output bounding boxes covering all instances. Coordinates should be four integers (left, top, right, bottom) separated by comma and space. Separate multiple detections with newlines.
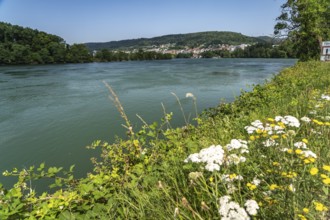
85, 31, 270, 51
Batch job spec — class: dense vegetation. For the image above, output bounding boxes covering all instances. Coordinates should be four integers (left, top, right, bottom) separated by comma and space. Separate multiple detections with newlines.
274, 0, 330, 61
0, 61, 329, 219
0, 22, 92, 65
198, 42, 295, 58
94, 49, 172, 62
85, 31, 271, 51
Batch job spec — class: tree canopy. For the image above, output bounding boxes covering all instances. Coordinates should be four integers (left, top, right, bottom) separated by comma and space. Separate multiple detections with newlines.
0, 22, 92, 65
274, 0, 330, 61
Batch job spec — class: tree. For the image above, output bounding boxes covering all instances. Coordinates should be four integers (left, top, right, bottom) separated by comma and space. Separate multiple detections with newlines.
274, 0, 330, 61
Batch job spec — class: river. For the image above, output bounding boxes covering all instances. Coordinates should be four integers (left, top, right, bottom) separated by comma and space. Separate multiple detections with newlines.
0, 58, 296, 188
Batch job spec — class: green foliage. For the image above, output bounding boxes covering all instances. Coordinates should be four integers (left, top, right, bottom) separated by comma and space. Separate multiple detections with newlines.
0, 61, 329, 219
274, 0, 330, 61
94, 49, 172, 62
85, 31, 268, 51
0, 22, 92, 65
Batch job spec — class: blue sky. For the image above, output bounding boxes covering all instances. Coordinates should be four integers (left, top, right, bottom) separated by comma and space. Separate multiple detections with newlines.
0, 0, 285, 44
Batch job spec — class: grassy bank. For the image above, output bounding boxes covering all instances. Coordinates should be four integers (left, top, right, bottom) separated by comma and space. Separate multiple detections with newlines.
1, 61, 330, 219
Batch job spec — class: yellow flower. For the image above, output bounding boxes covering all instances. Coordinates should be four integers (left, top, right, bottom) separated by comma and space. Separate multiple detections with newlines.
287, 149, 293, 154
323, 165, 330, 172
271, 135, 279, 139
322, 178, 330, 185
278, 122, 286, 128
246, 183, 257, 190
303, 208, 309, 213
304, 157, 315, 164
249, 136, 256, 141
272, 162, 280, 166
209, 176, 214, 182
314, 201, 328, 211
302, 138, 308, 144
320, 174, 328, 179
269, 184, 279, 190
325, 122, 330, 126
256, 129, 263, 134
295, 149, 303, 155
298, 214, 307, 220
267, 118, 275, 122
229, 173, 237, 179
310, 167, 319, 176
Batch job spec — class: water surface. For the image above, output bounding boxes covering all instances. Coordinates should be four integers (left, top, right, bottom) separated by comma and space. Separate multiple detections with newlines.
0, 58, 296, 188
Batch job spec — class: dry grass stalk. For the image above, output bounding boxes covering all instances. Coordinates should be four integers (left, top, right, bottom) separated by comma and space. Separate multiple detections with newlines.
102, 81, 132, 133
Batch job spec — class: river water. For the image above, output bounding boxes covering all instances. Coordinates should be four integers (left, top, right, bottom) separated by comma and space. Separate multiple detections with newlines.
0, 58, 296, 188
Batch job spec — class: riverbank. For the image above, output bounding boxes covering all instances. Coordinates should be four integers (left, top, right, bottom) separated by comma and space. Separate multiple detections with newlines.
1, 61, 329, 219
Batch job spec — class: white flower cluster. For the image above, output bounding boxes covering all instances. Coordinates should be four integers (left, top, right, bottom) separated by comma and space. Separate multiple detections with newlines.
245, 115, 300, 136
300, 116, 311, 123
282, 141, 317, 159
219, 196, 259, 219
321, 94, 330, 101
184, 139, 249, 172
184, 145, 225, 172
244, 199, 260, 216
274, 115, 300, 128
226, 139, 249, 153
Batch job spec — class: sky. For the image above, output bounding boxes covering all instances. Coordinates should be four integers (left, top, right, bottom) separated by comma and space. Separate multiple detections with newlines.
0, 0, 286, 44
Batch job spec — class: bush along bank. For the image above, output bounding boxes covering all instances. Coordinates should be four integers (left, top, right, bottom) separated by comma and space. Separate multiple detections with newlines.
0, 61, 330, 219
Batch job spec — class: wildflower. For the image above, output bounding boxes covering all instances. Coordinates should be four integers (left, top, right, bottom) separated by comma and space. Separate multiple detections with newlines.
320, 174, 328, 179
276, 115, 300, 127
184, 145, 225, 172
302, 139, 308, 144
313, 119, 324, 126
244, 199, 259, 216
284, 115, 300, 127
247, 183, 257, 190
304, 158, 315, 164
263, 139, 277, 147
302, 208, 309, 213
185, 92, 195, 98
252, 177, 261, 186
219, 196, 249, 220
288, 184, 296, 192
295, 149, 303, 155
321, 94, 330, 101
226, 154, 246, 165
249, 136, 256, 141
300, 116, 311, 123
323, 165, 330, 172
294, 142, 307, 149
313, 201, 328, 211
287, 149, 293, 154
310, 167, 319, 176
226, 139, 248, 152
298, 214, 307, 220
301, 150, 317, 159
272, 162, 280, 166
271, 135, 279, 139
267, 118, 275, 122
269, 184, 279, 190
322, 177, 330, 185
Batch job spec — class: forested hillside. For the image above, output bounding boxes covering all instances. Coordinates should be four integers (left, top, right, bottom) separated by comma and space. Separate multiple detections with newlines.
0, 22, 92, 64
85, 31, 270, 51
